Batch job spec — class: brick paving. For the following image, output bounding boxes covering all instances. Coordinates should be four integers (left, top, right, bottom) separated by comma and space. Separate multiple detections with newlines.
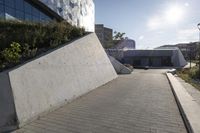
14, 70, 187, 133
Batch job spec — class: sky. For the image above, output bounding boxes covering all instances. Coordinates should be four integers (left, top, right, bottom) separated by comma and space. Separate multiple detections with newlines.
94, 0, 200, 49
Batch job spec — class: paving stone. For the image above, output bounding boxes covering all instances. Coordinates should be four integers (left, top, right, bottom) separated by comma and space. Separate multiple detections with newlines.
15, 70, 187, 133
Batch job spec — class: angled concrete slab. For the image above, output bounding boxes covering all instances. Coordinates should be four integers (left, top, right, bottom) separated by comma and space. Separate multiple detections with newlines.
108, 55, 132, 74
0, 33, 117, 131
0, 72, 17, 133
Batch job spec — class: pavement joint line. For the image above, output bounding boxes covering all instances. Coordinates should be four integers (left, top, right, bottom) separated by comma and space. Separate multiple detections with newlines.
12, 71, 187, 133
166, 73, 200, 133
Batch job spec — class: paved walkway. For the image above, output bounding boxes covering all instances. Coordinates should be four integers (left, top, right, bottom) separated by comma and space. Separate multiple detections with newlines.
15, 70, 187, 133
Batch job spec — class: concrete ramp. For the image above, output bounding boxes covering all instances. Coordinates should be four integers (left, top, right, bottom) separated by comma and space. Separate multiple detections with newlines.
0, 33, 117, 131
108, 55, 132, 74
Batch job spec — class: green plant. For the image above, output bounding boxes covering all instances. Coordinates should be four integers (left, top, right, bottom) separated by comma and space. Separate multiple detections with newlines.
1, 42, 22, 64
113, 31, 126, 40
189, 67, 200, 79
0, 57, 5, 69
69, 27, 85, 39
22, 43, 37, 59
177, 66, 200, 91
0, 20, 85, 50
0, 20, 86, 72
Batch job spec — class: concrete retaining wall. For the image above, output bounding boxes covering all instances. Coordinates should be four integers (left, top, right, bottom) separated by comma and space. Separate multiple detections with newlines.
0, 33, 117, 130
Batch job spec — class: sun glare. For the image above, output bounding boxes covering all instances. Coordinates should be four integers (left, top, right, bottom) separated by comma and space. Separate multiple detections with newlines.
148, 17, 161, 30
165, 5, 184, 23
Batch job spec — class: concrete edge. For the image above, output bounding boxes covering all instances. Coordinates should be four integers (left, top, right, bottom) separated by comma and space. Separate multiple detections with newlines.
166, 73, 192, 133
166, 73, 200, 133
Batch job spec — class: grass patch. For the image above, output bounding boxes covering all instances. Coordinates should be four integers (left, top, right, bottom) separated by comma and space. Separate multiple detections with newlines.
177, 67, 200, 91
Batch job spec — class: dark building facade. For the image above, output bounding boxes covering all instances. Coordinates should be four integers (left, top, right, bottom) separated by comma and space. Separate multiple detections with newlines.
176, 43, 199, 60
158, 42, 199, 60
0, 0, 63, 22
106, 48, 187, 68
0, 0, 95, 31
95, 24, 113, 48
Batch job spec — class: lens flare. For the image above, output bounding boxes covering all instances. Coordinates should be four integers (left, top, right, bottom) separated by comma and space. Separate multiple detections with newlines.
165, 5, 184, 23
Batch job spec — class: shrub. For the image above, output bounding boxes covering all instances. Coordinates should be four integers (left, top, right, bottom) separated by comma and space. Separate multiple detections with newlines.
0, 20, 86, 71
69, 26, 85, 40
22, 43, 37, 59
178, 67, 200, 80
1, 42, 22, 64
0, 56, 5, 69
189, 67, 200, 79
0, 20, 86, 50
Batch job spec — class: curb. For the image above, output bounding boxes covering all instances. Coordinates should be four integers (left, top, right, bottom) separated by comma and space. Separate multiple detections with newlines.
166, 73, 200, 133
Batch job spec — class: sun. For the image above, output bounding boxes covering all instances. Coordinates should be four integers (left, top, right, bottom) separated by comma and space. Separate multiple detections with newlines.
165, 5, 184, 23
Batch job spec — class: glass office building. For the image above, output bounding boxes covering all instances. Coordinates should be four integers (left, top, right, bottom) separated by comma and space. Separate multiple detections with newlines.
0, 0, 63, 22
40, 0, 95, 31
0, 0, 95, 31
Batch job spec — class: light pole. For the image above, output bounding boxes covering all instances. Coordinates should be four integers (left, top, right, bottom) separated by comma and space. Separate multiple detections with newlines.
189, 44, 191, 69
197, 23, 200, 78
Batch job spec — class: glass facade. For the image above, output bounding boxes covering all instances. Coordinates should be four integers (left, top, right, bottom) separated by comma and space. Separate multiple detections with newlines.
0, 0, 52, 22
40, 0, 95, 31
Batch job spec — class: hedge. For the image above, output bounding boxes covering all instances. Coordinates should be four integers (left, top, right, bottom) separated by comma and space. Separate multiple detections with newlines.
0, 20, 86, 71
0, 20, 85, 50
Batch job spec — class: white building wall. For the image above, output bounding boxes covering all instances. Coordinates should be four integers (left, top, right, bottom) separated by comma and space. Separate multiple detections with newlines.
40, 0, 95, 32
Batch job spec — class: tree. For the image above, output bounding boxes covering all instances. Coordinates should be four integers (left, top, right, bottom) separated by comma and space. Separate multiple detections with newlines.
113, 31, 126, 40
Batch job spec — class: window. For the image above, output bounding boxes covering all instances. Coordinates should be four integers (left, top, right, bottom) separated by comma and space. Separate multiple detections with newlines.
16, 10, 24, 20
0, 0, 4, 4
40, 12, 50, 21
25, 13, 32, 21
24, 1, 32, 14
32, 15, 40, 22
45, 16, 51, 21
5, 0, 15, 8
0, 4, 3, 11
15, 0, 23, 11
32, 7, 39, 17
0, 4, 4, 18
5, 6, 15, 17
1, 0, 53, 22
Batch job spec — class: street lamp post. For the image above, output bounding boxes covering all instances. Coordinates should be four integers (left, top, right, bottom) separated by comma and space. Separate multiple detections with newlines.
197, 23, 200, 79
189, 45, 192, 69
